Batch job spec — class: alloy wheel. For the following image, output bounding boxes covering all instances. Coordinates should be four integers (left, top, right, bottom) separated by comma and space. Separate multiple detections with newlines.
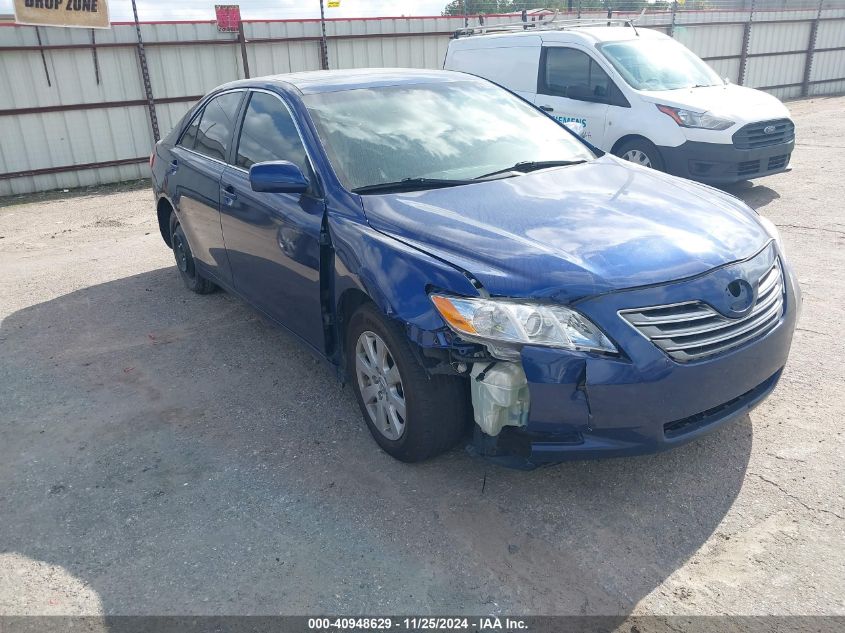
355, 330, 406, 440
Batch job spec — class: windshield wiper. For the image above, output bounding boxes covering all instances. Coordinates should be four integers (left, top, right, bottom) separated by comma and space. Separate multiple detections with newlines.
352, 177, 474, 195
475, 159, 587, 180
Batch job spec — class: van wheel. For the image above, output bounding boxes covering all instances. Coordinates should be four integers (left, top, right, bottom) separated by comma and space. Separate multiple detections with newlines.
169, 215, 216, 295
346, 303, 468, 462
615, 138, 665, 171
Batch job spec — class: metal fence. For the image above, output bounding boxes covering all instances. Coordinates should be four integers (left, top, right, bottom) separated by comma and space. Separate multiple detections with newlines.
1, 1, 844, 196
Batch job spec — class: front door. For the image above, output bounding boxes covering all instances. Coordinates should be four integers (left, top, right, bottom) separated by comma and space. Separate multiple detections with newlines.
220, 90, 326, 350
534, 46, 620, 148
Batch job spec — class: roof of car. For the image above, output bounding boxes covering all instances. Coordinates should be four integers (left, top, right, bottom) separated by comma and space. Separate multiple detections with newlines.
448, 25, 667, 48
257, 68, 477, 95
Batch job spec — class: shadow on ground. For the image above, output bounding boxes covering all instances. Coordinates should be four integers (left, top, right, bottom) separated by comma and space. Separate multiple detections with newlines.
0, 268, 753, 615
722, 181, 781, 211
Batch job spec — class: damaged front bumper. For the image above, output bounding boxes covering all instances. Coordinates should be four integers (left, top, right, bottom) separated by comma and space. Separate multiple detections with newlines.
467, 247, 800, 468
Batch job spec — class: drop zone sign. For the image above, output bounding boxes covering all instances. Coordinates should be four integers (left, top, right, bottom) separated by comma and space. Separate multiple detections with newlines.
14, 0, 111, 29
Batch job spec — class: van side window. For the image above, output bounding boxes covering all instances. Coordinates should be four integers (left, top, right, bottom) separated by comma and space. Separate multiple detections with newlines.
235, 92, 311, 177
541, 47, 613, 103
193, 92, 243, 162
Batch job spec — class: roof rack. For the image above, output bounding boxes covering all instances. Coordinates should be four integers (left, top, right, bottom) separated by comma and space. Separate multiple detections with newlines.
452, 11, 639, 39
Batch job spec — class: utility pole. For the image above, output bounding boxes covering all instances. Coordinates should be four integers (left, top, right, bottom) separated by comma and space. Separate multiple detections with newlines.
318, 0, 329, 70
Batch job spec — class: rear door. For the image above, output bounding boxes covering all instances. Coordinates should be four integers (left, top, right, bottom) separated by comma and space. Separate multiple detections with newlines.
169, 90, 245, 286
534, 46, 626, 148
220, 90, 326, 350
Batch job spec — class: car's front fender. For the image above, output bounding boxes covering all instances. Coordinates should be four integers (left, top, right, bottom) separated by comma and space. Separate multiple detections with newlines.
329, 214, 481, 354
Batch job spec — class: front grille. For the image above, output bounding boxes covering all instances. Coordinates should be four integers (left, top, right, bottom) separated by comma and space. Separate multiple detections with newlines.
620, 259, 785, 362
732, 119, 794, 149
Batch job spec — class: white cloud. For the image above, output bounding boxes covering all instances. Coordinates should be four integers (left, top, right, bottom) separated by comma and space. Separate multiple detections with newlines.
1, 0, 450, 21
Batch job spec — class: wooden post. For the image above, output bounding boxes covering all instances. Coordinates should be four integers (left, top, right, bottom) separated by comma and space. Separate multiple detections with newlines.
237, 20, 250, 79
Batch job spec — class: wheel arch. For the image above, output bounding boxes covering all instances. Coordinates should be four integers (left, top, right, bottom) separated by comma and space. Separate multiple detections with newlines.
327, 217, 481, 373
610, 133, 657, 157
156, 196, 175, 248
335, 287, 373, 359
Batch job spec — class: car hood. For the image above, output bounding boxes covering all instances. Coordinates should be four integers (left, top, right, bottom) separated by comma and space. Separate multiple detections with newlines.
638, 83, 791, 123
360, 156, 771, 302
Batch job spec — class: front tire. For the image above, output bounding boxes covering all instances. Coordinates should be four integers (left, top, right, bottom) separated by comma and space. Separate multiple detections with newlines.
346, 303, 468, 462
615, 138, 665, 171
169, 215, 216, 295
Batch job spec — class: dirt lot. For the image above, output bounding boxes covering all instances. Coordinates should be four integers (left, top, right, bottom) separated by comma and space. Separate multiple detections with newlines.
0, 96, 843, 618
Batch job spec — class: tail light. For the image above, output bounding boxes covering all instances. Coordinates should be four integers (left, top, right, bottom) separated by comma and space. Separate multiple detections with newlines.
149, 150, 156, 172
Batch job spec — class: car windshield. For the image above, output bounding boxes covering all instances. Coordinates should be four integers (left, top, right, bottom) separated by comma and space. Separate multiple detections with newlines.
302, 80, 594, 192
599, 38, 724, 91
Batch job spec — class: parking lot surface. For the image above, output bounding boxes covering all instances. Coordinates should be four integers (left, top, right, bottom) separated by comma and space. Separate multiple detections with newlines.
1, 96, 843, 617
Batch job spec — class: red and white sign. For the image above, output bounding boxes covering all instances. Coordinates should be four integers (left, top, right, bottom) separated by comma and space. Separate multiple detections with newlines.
215, 4, 241, 33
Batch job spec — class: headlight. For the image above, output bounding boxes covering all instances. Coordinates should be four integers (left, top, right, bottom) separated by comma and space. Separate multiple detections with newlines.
430, 295, 617, 355
758, 214, 785, 255
657, 104, 734, 131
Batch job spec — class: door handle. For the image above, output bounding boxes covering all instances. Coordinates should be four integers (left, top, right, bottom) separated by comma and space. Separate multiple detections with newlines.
169, 159, 179, 173
539, 105, 554, 112
221, 184, 238, 205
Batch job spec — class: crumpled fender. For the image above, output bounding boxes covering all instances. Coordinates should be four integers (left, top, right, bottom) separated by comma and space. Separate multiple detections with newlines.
329, 213, 480, 334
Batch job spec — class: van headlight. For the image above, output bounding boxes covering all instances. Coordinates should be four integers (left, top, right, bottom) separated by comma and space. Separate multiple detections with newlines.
430, 295, 617, 355
657, 104, 734, 131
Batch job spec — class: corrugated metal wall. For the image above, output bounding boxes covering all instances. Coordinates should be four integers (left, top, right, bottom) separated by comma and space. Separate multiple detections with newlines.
1, 8, 843, 196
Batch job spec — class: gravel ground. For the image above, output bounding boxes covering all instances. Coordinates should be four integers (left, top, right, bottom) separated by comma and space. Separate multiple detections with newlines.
0, 96, 843, 618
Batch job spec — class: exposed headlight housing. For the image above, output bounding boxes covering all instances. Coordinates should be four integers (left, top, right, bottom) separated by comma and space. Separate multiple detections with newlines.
430, 294, 617, 359
657, 104, 734, 131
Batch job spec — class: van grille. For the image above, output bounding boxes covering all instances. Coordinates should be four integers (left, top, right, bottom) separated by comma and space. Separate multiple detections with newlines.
732, 119, 794, 149
619, 260, 785, 362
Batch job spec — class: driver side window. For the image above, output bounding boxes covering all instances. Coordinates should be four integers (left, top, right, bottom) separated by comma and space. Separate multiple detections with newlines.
541, 47, 613, 103
236, 92, 311, 177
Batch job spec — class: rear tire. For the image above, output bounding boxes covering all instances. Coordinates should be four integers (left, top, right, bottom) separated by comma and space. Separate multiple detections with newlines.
169, 215, 216, 295
615, 138, 665, 171
346, 303, 468, 462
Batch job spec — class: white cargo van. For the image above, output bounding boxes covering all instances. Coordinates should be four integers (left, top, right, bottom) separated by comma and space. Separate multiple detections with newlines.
444, 18, 795, 184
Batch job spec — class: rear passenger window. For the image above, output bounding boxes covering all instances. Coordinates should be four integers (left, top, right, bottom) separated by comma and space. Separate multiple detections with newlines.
542, 47, 613, 102
179, 111, 201, 149
236, 92, 310, 176
193, 92, 243, 162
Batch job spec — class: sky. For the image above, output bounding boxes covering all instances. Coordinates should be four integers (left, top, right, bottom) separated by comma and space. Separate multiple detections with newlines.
0, 0, 452, 21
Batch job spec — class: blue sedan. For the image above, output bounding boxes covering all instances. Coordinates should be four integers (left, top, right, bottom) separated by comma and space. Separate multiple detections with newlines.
150, 69, 799, 467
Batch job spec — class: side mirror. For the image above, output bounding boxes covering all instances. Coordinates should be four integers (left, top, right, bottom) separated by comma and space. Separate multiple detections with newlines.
249, 160, 309, 194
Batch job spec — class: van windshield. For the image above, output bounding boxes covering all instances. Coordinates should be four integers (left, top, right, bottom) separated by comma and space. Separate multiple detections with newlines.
599, 38, 723, 91
302, 80, 594, 193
